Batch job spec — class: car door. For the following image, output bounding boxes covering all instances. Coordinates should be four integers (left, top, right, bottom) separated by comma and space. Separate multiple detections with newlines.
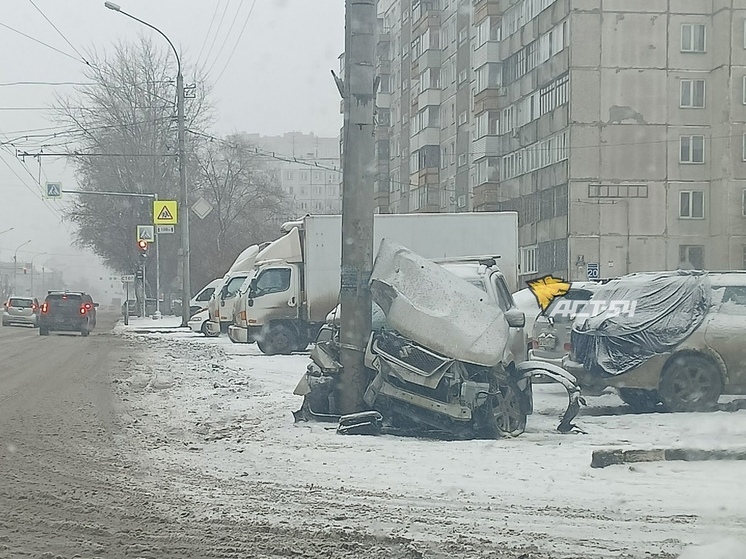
249, 267, 298, 322
704, 285, 746, 391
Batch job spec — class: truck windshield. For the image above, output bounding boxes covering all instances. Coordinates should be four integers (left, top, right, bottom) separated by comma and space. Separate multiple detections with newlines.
223, 276, 247, 298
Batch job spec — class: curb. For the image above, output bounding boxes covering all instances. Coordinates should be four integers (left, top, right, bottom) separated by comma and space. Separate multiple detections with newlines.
591, 448, 746, 468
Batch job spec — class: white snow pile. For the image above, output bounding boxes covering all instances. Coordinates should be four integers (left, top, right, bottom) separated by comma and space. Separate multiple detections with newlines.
677, 538, 746, 558
114, 326, 746, 559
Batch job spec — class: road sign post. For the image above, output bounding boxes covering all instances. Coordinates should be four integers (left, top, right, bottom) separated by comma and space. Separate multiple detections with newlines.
121, 275, 134, 326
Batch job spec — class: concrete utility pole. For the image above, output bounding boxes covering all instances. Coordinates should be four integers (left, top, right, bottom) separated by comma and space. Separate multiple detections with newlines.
337, 0, 377, 414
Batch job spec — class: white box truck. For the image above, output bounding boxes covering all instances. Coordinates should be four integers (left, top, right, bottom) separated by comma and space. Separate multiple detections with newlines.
227, 212, 519, 354
205, 244, 265, 335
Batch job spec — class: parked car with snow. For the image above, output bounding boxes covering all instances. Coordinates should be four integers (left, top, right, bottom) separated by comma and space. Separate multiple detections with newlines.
529, 281, 608, 367
563, 270, 746, 412
188, 308, 218, 337
189, 278, 222, 317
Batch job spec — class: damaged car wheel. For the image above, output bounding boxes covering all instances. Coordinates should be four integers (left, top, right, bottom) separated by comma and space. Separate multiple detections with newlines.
483, 378, 527, 438
658, 354, 722, 412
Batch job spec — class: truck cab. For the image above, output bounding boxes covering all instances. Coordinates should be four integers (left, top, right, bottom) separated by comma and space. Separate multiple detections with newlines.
205, 244, 263, 336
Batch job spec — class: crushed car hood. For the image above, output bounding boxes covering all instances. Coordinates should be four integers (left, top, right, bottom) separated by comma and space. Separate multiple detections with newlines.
369, 239, 509, 367
571, 270, 711, 376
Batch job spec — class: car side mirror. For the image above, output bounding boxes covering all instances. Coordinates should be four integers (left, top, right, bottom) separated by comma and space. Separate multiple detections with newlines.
94, 303, 99, 308
505, 309, 526, 328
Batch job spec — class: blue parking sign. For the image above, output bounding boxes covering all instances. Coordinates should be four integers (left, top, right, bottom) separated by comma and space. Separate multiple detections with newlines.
587, 262, 600, 280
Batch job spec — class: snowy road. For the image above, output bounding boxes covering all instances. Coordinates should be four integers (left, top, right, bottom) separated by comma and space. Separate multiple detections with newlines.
112, 318, 746, 559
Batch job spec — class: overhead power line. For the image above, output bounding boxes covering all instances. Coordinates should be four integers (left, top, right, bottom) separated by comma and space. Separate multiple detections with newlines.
0, 22, 87, 66
212, 0, 259, 85
28, 0, 89, 64
195, 0, 224, 70
204, 0, 246, 78
200, 0, 233, 76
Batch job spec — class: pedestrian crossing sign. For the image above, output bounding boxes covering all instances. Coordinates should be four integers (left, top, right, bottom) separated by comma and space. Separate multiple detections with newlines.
137, 225, 155, 243
45, 182, 62, 199
153, 200, 178, 225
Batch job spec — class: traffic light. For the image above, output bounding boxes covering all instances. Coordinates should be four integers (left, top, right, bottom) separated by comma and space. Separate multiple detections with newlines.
138, 239, 148, 259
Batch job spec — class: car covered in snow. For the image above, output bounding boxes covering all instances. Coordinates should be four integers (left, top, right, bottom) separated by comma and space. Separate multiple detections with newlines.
563, 270, 746, 412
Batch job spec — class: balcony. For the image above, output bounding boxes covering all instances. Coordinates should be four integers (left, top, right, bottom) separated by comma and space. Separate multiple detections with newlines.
377, 92, 391, 108
418, 87, 440, 108
472, 135, 500, 160
410, 128, 440, 151
473, 183, 500, 211
473, 41, 501, 70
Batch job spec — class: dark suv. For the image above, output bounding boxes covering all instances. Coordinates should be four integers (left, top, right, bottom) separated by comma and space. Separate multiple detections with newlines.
39, 291, 98, 336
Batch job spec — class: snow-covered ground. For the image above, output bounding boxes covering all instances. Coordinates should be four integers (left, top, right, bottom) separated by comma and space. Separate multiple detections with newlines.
114, 317, 746, 558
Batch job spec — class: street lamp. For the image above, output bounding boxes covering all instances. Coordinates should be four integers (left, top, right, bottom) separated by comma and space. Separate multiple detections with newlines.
13, 240, 31, 294
30, 252, 47, 296
0, 227, 14, 236
104, 2, 190, 327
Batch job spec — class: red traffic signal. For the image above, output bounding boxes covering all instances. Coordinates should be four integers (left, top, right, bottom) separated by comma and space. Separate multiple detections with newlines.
137, 240, 148, 250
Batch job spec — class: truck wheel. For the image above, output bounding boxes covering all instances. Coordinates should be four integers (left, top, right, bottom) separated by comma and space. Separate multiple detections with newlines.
39, 327, 49, 336
617, 388, 661, 412
81, 328, 90, 337
659, 354, 722, 412
257, 324, 298, 355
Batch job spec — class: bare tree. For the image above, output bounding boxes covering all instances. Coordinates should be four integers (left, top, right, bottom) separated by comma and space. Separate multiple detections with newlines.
53, 35, 212, 302
190, 135, 291, 288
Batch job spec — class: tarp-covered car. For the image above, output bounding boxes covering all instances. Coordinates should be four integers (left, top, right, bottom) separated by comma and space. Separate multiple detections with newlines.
295, 239, 584, 439
564, 270, 746, 412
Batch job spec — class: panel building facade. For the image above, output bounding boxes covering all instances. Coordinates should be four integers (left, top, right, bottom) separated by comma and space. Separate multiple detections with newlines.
372, 0, 746, 281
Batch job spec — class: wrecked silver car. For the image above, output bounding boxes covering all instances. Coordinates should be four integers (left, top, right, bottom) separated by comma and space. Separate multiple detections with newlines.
294, 239, 584, 439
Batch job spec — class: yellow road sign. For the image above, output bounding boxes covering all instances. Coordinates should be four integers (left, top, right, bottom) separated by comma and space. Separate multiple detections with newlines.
154, 200, 178, 225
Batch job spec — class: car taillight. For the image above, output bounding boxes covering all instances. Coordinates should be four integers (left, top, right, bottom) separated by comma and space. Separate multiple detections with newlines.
41, 302, 48, 313
564, 342, 572, 352
84, 303, 92, 311
80, 305, 87, 315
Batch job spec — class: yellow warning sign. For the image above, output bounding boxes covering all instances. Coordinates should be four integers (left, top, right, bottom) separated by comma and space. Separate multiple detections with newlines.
153, 200, 178, 225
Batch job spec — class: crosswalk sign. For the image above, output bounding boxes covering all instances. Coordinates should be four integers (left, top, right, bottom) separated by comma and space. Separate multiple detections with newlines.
45, 182, 62, 199
137, 225, 155, 243
153, 200, 178, 225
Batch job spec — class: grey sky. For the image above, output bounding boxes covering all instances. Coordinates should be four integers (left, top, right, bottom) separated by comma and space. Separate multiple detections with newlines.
0, 0, 344, 287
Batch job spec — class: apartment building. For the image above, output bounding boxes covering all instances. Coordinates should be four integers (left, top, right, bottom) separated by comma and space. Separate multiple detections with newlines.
242, 132, 341, 216
375, 0, 746, 281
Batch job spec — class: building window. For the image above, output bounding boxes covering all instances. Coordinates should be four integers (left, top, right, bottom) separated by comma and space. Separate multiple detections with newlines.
679, 190, 705, 219
680, 135, 705, 163
680, 79, 705, 108
681, 24, 706, 53
679, 245, 704, 269
458, 27, 468, 43
520, 246, 538, 275
458, 69, 468, 84
742, 189, 746, 216
458, 153, 468, 167
458, 111, 468, 126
